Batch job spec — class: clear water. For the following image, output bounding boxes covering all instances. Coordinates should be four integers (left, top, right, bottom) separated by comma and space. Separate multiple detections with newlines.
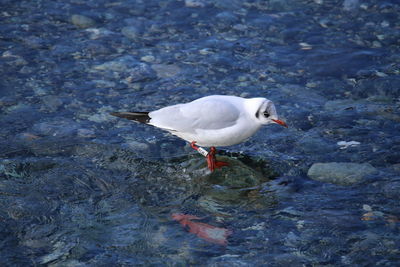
1, 0, 400, 265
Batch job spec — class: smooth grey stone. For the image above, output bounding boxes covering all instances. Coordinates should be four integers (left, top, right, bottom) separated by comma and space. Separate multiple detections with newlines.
71, 14, 96, 28
308, 162, 377, 185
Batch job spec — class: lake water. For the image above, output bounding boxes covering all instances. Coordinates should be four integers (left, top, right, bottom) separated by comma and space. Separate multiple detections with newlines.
1, 0, 400, 265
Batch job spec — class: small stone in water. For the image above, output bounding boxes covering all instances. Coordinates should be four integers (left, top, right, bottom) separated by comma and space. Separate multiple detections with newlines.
199, 48, 213, 55
88, 113, 110, 123
41, 95, 63, 112
233, 24, 248, 31
185, 0, 205, 8
306, 82, 318, 88
77, 129, 95, 138
375, 71, 387, 77
372, 41, 382, 48
299, 42, 312, 50
343, 0, 359, 11
307, 162, 377, 186
141, 55, 155, 63
337, 141, 361, 149
71, 14, 96, 28
121, 26, 140, 39
363, 204, 372, 212
152, 64, 181, 79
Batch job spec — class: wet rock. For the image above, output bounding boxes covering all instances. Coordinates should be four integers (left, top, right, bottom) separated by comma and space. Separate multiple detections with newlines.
121, 26, 140, 39
337, 141, 361, 150
127, 63, 156, 82
185, 0, 205, 8
87, 113, 110, 123
232, 23, 247, 31
152, 64, 181, 79
21, 36, 47, 49
77, 128, 95, 138
71, 14, 96, 28
41, 95, 63, 112
308, 162, 377, 185
19, 65, 34, 74
123, 140, 149, 151
92, 56, 155, 82
85, 28, 114, 40
83, 42, 114, 56
284, 231, 302, 247
32, 119, 80, 137
206, 156, 268, 188
343, 0, 360, 11
141, 55, 155, 63
92, 79, 116, 88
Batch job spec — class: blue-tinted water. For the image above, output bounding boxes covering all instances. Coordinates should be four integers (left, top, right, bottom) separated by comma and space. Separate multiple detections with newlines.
1, 0, 400, 265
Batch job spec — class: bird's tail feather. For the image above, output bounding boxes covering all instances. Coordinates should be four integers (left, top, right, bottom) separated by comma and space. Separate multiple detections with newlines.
110, 111, 150, 123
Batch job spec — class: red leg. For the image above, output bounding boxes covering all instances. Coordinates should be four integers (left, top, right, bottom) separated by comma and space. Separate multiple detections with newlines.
206, 147, 215, 172
190, 141, 198, 150
190, 142, 228, 172
206, 147, 229, 172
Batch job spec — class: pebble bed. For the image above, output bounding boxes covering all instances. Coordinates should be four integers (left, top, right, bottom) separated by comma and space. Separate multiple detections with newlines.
1, 0, 400, 265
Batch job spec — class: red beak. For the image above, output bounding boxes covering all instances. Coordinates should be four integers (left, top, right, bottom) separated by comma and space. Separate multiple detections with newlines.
272, 119, 288, 128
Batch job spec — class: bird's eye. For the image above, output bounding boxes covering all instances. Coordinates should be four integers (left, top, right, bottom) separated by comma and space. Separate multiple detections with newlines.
263, 112, 270, 117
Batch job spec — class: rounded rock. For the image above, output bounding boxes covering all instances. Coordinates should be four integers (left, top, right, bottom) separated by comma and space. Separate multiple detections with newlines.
307, 162, 377, 186
71, 14, 96, 28
121, 26, 140, 39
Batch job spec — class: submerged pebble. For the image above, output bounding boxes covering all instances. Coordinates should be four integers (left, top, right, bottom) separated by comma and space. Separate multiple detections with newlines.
71, 14, 96, 28
307, 162, 377, 185
121, 26, 141, 39
152, 64, 181, 79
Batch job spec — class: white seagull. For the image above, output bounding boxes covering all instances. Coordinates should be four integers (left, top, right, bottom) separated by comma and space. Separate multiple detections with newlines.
111, 95, 287, 171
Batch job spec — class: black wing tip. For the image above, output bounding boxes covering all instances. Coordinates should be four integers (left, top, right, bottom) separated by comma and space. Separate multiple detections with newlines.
110, 111, 150, 123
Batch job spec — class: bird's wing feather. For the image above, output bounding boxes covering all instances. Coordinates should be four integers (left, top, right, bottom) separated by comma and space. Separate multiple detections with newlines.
149, 98, 241, 133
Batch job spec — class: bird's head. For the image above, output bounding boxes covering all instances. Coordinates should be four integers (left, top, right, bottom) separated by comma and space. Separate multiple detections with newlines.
248, 97, 287, 127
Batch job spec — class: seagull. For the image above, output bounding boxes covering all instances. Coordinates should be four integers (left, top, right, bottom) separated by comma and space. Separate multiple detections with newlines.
111, 95, 287, 172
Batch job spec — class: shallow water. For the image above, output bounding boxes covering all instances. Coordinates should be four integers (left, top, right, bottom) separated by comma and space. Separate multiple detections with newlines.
1, 0, 400, 265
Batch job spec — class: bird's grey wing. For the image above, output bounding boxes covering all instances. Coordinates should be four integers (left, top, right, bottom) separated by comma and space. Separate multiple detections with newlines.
148, 99, 240, 133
